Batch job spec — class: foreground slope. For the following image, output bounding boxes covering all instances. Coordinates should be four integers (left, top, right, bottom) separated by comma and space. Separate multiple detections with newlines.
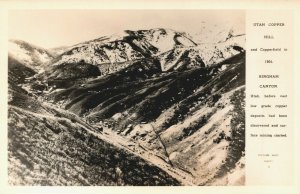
8, 82, 180, 185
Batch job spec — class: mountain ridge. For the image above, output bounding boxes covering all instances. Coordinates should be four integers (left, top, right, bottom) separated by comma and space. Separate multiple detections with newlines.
39, 28, 244, 80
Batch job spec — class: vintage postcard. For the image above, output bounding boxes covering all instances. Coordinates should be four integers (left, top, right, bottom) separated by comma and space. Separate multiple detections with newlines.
0, 0, 299, 194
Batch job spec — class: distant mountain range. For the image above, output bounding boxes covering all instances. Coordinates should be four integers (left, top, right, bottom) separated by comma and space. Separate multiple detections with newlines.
8, 27, 245, 186
9, 39, 54, 72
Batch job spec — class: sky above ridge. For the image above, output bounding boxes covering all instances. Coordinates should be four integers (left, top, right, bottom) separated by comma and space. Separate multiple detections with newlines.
9, 10, 244, 48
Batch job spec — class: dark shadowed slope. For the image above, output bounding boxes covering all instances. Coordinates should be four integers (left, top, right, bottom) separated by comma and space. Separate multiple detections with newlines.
44, 52, 245, 185
8, 55, 36, 85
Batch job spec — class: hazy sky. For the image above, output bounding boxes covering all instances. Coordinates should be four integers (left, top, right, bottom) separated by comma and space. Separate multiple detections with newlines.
9, 10, 244, 48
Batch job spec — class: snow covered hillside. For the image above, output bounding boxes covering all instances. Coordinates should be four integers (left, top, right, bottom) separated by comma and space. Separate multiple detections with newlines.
9, 39, 54, 72
45, 28, 244, 79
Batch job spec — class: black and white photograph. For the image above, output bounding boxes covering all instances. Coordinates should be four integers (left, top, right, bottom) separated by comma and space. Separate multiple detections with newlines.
7, 10, 245, 186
